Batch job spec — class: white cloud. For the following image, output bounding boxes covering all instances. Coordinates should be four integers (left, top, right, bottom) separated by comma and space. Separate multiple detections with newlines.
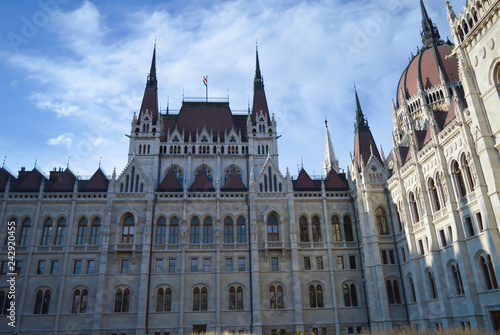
47, 133, 73, 149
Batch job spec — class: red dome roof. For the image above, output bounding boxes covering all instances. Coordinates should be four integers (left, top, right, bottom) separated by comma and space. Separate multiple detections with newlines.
397, 43, 459, 107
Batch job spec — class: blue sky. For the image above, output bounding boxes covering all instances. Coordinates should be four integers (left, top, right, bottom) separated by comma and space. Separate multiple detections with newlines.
0, 0, 464, 179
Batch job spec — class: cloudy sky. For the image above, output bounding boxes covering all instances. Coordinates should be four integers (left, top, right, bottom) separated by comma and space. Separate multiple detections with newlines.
0, 0, 465, 180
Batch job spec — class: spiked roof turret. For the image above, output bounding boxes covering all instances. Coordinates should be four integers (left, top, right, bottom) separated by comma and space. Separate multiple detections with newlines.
252, 46, 271, 125
420, 0, 441, 48
139, 46, 159, 124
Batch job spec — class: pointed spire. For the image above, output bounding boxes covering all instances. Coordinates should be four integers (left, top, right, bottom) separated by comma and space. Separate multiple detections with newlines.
324, 119, 339, 176
148, 44, 157, 86
355, 87, 368, 131
138, 45, 159, 124
420, 0, 441, 48
254, 45, 264, 91
251, 45, 270, 125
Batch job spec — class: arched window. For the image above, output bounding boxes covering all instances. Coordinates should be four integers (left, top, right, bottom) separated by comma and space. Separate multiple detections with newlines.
41, 218, 53, 245
34, 289, 50, 314
450, 263, 465, 295
267, 215, 279, 241
122, 216, 134, 243
204, 217, 213, 244
386, 279, 401, 304
76, 218, 88, 245
225, 166, 243, 182
156, 218, 166, 244
196, 166, 213, 184
169, 217, 179, 244
224, 217, 233, 243
114, 288, 130, 313
193, 287, 200, 311
90, 218, 101, 245
408, 275, 417, 303
229, 286, 236, 310
342, 283, 358, 307
429, 178, 441, 212
394, 204, 403, 232
201, 287, 208, 310
312, 216, 321, 242
237, 217, 246, 243
375, 208, 389, 235
479, 253, 499, 290
54, 218, 66, 245
299, 216, 309, 242
269, 285, 284, 309
19, 218, 31, 246
156, 288, 172, 312
343, 215, 354, 241
331, 215, 341, 241
190, 217, 200, 244
453, 160, 467, 198
309, 284, 324, 308
229, 285, 244, 310
409, 192, 420, 223
72, 289, 88, 313
0, 290, 12, 315
463, 156, 475, 192
427, 270, 438, 299
193, 286, 208, 311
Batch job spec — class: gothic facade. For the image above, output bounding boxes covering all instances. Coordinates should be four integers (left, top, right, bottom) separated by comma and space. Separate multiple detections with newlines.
0, 1, 499, 334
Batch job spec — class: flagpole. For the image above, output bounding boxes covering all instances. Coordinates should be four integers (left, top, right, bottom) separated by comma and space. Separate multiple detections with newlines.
206, 75, 208, 102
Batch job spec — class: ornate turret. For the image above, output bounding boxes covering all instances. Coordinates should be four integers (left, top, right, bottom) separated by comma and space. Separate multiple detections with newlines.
420, 0, 441, 48
138, 46, 159, 125
252, 47, 271, 125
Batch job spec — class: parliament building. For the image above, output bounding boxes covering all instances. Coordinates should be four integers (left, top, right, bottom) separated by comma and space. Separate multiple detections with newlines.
1, 1, 499, 334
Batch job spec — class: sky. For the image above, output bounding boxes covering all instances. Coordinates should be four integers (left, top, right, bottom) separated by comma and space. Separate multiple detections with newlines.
0, 0, 465, 180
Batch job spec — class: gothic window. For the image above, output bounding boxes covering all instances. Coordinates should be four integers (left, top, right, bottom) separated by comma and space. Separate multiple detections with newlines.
269, 285, 284, 309
386, 279, 401, 304
309, 284, 324, 308
331, 215, 341, 241
172, 136, 179, 143
203, 217, 213, 244
224, 166, 243, 182
408, 275, 417, 303
34, 289, 51, 314
409, 192, 420, 223
71, 289, 88, 313
237, 217, 246, 243
450, 262, 465, 295
343, 215, 354, 241
52, 218, 66, 246
90, 218, 101, 245
193, 286, 208, 311
229, 285, 244, 310
114, 288, 130, 312
122, 216, 134, 243
299, 216, 309, 242
429, 178, 441, 212
196, 166, 213, 183
479, 253, 499, 290
0, 290, 12, 315
169, 217, 179, 244
463, 156, 475, 192
394, 204, 403, 232
156, 217, 166, 244
375, 208, 389, 235
312, 216, 321, 242
342, 283, 358, 307
267, 214, 279, 242
427, 270, 438, 300
453, 160, 467, 198
168, 166, 184, 187
190, 217, 200, 244
156, 287, 172, 312
41, 218, 53, 245
224, 217, 233, 243
201, 136, 208, 143
19, 218, 31, 246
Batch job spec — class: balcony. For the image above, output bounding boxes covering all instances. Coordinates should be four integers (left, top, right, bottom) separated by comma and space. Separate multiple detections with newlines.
71, 245, 100, 253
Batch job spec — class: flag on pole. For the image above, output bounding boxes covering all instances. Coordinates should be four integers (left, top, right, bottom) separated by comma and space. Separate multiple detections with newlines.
203, 76, 208, 87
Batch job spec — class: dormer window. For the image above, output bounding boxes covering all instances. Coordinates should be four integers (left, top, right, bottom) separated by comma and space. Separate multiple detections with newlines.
259, 117, 264, 122
229, 136, 236, 143
173, 136, 180, 143
201, 136, 208, 143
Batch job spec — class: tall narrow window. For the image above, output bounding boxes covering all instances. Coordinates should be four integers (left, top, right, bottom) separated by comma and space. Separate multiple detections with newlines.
430, 178, 441, 211
122, 216, 134, 243
224, 217, 233, 243
156, 218, 166, 244
34, 290, 51, 314
409, 192, 420, 223
464, 157, 474, 191
19, 218, 31, 246
165, 288, 172, 312
229, 286, 236, 310
203, 217, 213, 244
90, 218, 101, 245
343, 215, 354, 241
375, 208, 389, 235
72, 289, 87, 313
169, 217, 179, 244
428, 271, 438, 299
122, 289, 130, 312
54, 218, 66, 245
41, 219, 53, 245
480, 254, 499, 290
42, 290, 50, 314
312, 216, 321, 242
299, 216, 309, 242
267, 215, 279, 241
193, 288, 200, 311
236, 286, 243, 310
451, 263, 465, 295
386, 280, 401, 304
408, 276, 417, 303
76, 218, 88, 245
201, 287, 208, 311
34, 290, 43, 314
309, 285, 317, 308
343, 283, 358, 307
237, 217, 246, 243
157, 288, 164, 311
453, 161, 466, 198
190, 217, 200, 244
331, 216, 341, 241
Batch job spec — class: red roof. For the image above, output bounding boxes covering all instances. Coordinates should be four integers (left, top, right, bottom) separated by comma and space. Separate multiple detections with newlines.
138, 48, 159, 124
252, 89, 270, 124
80, 168, 108, 192
414, 130, 427, 150
189, 170, 215, 192
221, 170, 247, 192
47, 168, 76, 192
294, 169, 320, 191
13, 168, 46, 192
354, 130, 383, 169
0, 168, 15, 192
325, 169, 348, 191
157, 169, 183, 192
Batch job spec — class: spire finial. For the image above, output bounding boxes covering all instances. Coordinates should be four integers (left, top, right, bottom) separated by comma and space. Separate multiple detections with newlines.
99, 157, 102, 168
148, 44, 157, 86
355, 87, 368, 130
254, 45, 264, 90
2, 156, 5, 169
420, 0, 441, 48
67, 156, 70, 168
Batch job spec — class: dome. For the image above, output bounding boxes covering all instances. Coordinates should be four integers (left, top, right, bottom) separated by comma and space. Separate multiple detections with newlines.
396, 42, 460, 107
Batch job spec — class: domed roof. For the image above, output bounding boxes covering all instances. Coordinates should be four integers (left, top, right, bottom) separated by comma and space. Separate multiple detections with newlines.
396, 42, 460, 107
